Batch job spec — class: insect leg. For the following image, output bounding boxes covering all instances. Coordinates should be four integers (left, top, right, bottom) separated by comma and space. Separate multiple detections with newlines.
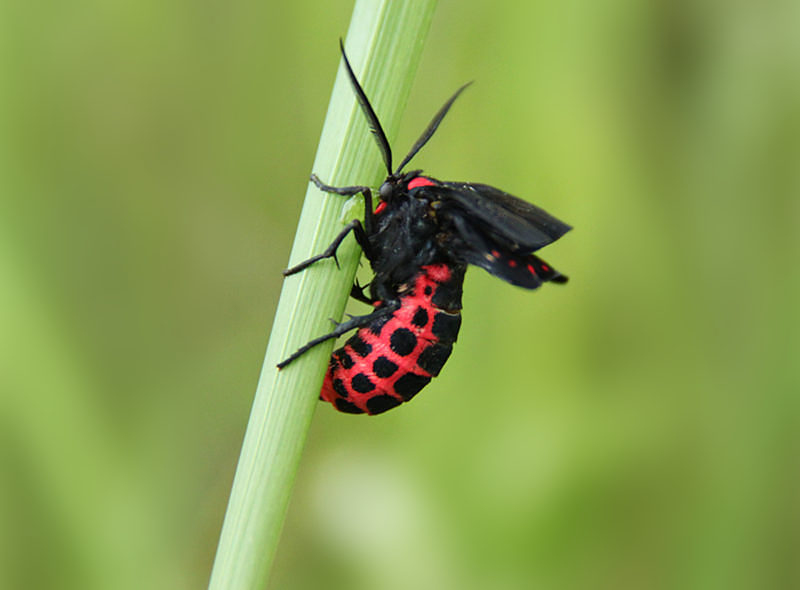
310, 174, 375, 235
310, 173, 369, 196
283, 218, 372, 276
276, 303, 396, 369
350, 279, 376, 305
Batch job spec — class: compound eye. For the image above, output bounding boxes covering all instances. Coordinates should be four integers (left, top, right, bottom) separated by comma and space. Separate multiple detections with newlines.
379, 182, 393, 201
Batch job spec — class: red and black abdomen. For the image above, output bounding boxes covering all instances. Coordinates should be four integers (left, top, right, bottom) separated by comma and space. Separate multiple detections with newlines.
320, 263, 465, 415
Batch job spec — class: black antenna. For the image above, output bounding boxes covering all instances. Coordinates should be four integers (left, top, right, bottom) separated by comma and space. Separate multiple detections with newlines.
339, 40, 392, 175
394, 82, 472, 175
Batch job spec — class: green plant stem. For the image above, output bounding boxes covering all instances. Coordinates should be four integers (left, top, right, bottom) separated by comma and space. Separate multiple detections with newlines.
207, 1, 438, 588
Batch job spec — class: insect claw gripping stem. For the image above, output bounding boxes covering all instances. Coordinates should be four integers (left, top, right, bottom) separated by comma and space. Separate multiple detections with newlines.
350, 280, 375, 305
282, 218, 370, 276
310, 174, 375, 236
276, 305, 396, 370
309, 173, 369, 197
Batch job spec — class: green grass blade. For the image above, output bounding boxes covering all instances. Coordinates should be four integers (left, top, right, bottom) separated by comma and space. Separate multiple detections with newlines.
208, 1, 438, 588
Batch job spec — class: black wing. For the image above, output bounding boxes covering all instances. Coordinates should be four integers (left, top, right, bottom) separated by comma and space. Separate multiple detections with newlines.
445, 209, 568, 288
437, 182, 571, 252
413, 180, 571, 288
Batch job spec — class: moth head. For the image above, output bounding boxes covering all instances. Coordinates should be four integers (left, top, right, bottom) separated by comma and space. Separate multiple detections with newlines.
378, 180, 394, 202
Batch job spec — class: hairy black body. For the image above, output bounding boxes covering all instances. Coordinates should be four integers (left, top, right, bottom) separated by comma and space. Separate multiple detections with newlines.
278, 42, 571, 414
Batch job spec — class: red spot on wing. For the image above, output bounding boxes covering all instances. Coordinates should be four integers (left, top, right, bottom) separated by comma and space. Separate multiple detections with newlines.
407, 176, 436, 190
508, 259, 518, 268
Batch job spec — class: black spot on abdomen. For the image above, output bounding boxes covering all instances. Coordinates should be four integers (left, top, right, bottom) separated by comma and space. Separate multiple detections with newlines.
390, 328, 417, 356
367, 394, 402, 414
431, 312, 462, 344
417, 342, 453, 376
335, 398, 364, 414
412, 307, 429, 327
348, 335, 372, 357
373, 356, 398, 378
393, 373, 432, 401
333, 349, 354, 370
351, 373, 375, 393
332, 378, 349, 398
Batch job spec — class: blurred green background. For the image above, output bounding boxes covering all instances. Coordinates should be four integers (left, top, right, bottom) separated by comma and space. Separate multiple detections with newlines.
2, 0, 799, 588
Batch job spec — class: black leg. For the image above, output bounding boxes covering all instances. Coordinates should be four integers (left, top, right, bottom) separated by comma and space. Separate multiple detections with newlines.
283, 219, 372, 276
350, 280, 376, 305
310, 173, 368, 196
311, 174, 375, 235
276, 304, 396, 369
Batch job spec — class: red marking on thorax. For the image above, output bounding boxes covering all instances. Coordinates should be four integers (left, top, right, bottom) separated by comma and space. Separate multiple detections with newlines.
375, 202, 387, 215
407, 176, 435, 190
424, 264, 451, 282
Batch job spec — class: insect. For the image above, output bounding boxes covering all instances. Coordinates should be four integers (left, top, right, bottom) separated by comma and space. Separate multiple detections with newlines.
278, 41, 571, 415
